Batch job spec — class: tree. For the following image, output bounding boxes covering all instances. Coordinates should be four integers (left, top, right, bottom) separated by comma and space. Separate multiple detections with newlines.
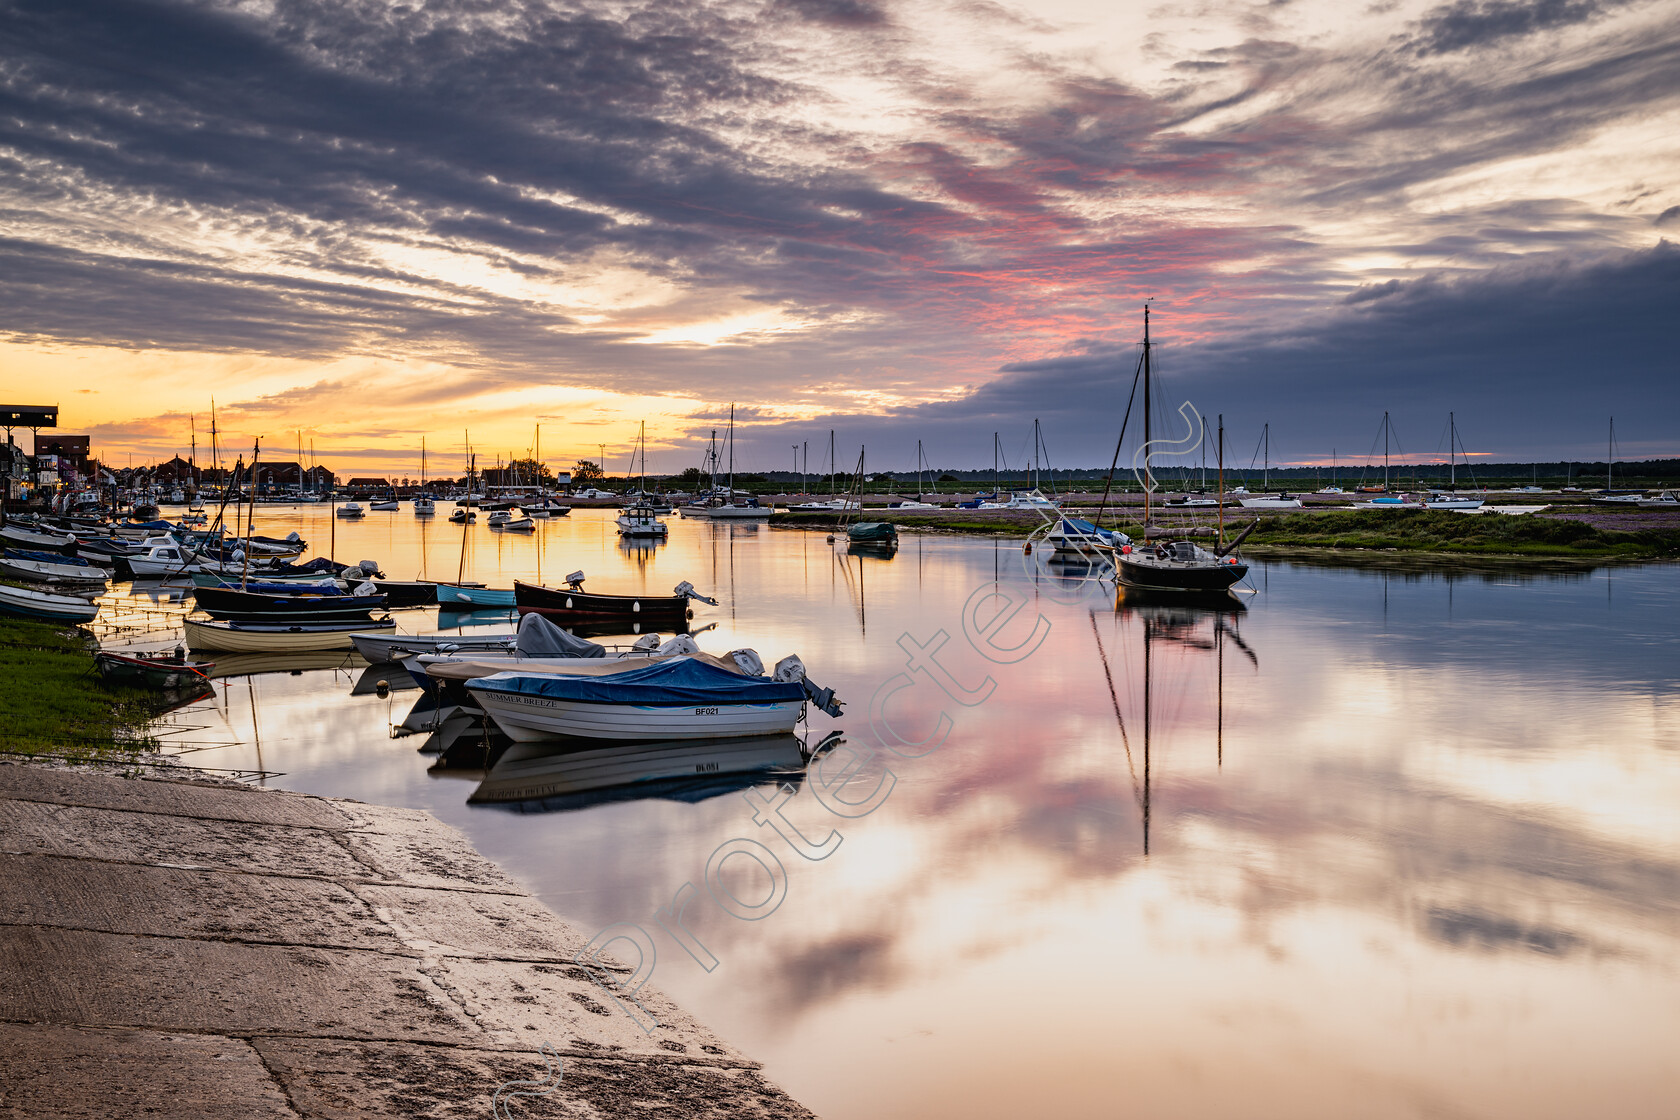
573, 460, 603, 485
504, 457, 558, 488
666, 467, 708, 492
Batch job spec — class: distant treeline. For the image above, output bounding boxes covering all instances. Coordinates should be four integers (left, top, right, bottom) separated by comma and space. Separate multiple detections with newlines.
699, 457, 1680, 489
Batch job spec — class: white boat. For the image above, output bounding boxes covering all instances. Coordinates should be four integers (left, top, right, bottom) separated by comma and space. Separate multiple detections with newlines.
1637, 490, 1678, 509
126, 543, 200, 577
979, 489, 1060, 509
0, 582, 101, 622
682, 500, 772, 519
370, 500, 399, 512
486, 510, 511, 526
413, 496, 436, 517
791, 497, 859, 512
335, 503, 365, 519
0, 525, 76, 549
0, 555, 112, 586
1423, 493, 1484, 510
184, 617, 394, 652
1238, 494, 1303, 509
616, 504, 669, 537
1360, 494, 1424, 509
466, 652, 841, 742
350, 629, 518, 663
498, 516, 536, 531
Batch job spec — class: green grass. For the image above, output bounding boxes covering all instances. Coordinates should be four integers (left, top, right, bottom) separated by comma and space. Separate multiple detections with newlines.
0, 619, 164, 758
1239, 510, 1680, 558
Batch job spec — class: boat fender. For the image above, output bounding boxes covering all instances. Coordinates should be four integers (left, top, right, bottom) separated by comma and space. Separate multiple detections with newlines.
729, 649, 765, 676
633, 601, 640, 612
1120, 545, 1132, 554
1023, 541, 1032, 554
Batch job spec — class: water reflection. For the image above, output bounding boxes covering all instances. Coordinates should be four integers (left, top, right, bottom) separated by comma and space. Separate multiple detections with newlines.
134, 508, 1680, 1120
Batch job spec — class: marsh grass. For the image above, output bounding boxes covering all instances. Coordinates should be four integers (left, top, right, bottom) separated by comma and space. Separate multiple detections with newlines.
0, 618, 163, 757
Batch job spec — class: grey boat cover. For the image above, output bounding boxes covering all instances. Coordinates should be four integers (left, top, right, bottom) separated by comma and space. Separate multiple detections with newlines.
515, 611, 607, 658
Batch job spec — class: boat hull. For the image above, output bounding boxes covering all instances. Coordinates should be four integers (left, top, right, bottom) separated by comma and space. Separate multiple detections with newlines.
1117, 555, 1247, 592
184, 618, 395, 652
436, 583, 515, 608
349, 630, 514, 662
513, 581, 692, 629
471, 690, 802, 742
192, 585, 386, 622
0, 583, 101, 622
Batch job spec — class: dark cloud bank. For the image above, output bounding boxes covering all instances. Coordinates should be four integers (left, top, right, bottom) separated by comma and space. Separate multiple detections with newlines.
1, 0, 1676, 463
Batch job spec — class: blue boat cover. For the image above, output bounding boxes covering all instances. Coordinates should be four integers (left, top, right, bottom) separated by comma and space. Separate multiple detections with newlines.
1058, 518, 1113, 540
469, 658, 805, 706
5, 548, 89, 566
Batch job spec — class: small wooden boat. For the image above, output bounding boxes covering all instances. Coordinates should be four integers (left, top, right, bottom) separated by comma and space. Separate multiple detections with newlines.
94, 649, 215, 689
0, 582, 101, 622
370, 579, 440, 607
349, 628, 516, 663
369, 499, 400, 511
436, 583, 515, 608
184, 617, 395, 652
499, 516, 536, 531
192, 584, 387, 621
514, 579, 704, 628
0, 554, 112, 586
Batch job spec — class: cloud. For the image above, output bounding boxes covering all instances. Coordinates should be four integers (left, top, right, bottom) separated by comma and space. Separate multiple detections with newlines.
1402, 0, 1611, 56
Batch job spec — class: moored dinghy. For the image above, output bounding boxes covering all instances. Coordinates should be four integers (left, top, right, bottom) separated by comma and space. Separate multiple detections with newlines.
466, 651, 843, 742
94, 648, 215, 689
514, 574, 715, 630
185, 617, 396, 652
0, 582, 101, 622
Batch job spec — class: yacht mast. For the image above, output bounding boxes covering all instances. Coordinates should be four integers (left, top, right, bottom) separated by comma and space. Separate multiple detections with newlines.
1262, 423, 1269, 492
1608, 418, 1614, 490
727, 403, 735, 496
1449, 413, 1456, 488
1143, 304, 1153, 530
1383, 411, 1391, 490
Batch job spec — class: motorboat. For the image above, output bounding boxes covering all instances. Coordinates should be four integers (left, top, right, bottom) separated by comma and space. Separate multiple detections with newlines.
1637, 490, 1678, 508
514, 576, 714, 630
616, 504, 669, 538
1238, 494, 1303, 509
1423, 492, 1485, 510
448, 507, 476, 524
1360, 494, 1424, 509
979, 489, 1060, 509
1045, 517, 1127, 554
1589, 492, 1644, 506
791, 497, 859, 512
499, 516, 536, 531
466, 652, 843, 742
413, 496, 436, 516
0, 583, 101, 622
335, 502, 366, 519
126, 542, 200, 578
486, 510, 511, 527
184, 617, 395, 652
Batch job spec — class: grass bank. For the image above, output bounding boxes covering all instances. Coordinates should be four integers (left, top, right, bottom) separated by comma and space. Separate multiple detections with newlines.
0, 618, 162, 758
1239, 510, 1680, 559
772, 508, 1680, 559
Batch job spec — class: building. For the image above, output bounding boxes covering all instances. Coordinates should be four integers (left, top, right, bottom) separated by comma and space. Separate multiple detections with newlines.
35, 434, 90, 473
152, 456, 200, 486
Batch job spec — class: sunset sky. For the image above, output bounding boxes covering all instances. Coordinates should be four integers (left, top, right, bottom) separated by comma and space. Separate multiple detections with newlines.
2, 0, 1676, 478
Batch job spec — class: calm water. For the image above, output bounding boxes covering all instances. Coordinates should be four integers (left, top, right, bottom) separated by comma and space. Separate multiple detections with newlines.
120, 506, 1680, 1119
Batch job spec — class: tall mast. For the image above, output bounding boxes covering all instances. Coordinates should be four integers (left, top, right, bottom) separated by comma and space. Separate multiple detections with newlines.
1608, 418, 1614, 490
829, 430, 835, 497
1033, 419, 1040, 491
1143, 304, 1152, 530
727, 403, 735, 495
1383, 411, 1390, 490
1449, 413, 1456, 487
420, 436, 426, 488
993, 433, 999, 495
1262, 423, 1269, 492
1217, 414, 1225, 549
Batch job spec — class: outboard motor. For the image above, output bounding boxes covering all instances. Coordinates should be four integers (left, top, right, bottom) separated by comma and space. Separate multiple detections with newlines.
657, 634, 700, 656
728, 649, 765, 676
565, 570, 586, 590
773, 655, 844, 718
672, 580, 719, 606
358, 559, 383, 579
632, 633, 661, 651
353, 580, 380, 596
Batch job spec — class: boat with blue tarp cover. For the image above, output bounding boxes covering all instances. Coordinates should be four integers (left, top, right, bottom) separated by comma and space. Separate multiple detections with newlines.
466, 652, 842, 742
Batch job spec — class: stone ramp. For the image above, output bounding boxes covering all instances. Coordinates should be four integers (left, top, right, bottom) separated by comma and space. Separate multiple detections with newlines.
0, 763, 814, 1119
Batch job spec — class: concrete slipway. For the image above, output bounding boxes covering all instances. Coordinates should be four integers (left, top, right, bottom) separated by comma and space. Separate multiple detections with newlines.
0, 762, 814, 1119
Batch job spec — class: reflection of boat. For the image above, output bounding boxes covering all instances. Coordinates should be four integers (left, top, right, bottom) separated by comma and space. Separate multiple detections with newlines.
206, 649, 369, 678
468, 733, 817, 809
185, 618, 394, 652
351, 663, 420, 695
435, 606, 518, 627
847, 539, 898, 558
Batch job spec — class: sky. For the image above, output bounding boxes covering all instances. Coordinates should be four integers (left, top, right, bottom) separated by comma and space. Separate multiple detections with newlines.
1, 0, 1676, 479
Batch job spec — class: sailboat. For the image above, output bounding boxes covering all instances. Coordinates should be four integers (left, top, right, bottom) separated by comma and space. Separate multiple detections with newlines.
617, 422, 669, 538
893, 440, 939, 509
684, 405, 771, 518
1590, 418, 1643, 505
414, 437, 435, 516
1238, 424, 1302, 508
1114, 305, 1251, 595
1423, 414, 1483, 509
791, 431, 859, 512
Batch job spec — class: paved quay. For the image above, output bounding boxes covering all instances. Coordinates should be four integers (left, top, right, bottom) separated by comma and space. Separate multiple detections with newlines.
0, 762, 814, 1119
